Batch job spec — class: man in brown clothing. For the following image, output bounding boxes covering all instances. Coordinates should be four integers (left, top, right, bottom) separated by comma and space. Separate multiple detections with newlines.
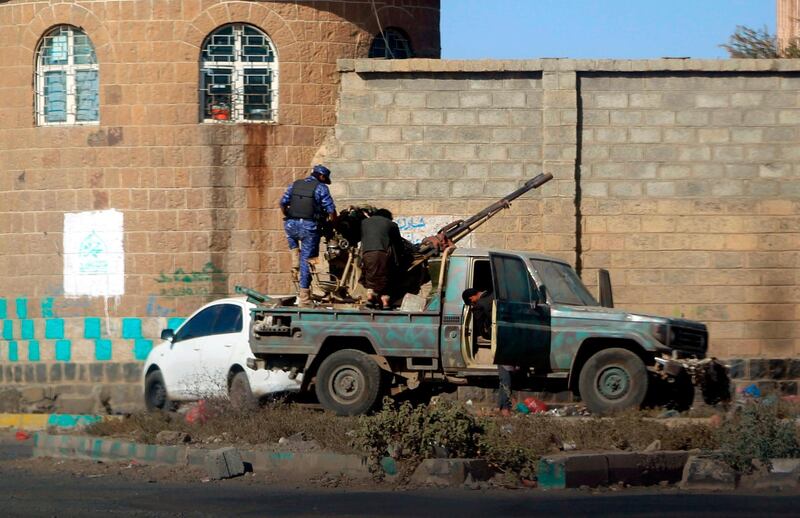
360, 209, 403, 309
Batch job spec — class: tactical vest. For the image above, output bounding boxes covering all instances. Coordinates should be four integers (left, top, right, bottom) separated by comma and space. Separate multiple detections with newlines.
286, 178, 319, 219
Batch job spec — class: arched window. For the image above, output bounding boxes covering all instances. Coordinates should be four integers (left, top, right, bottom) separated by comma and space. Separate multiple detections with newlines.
368, 28, 413, 59
35, 26, 99, 125
200, 24, 277, 123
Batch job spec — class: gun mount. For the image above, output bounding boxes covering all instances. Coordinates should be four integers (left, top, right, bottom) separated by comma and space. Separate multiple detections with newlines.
300, 173, 553, 306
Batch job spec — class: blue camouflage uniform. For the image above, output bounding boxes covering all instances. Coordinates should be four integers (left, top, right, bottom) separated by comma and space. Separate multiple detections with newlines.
279, 176, 336, 289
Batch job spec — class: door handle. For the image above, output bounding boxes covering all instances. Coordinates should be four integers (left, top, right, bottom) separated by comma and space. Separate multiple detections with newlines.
224, 344, 232, 348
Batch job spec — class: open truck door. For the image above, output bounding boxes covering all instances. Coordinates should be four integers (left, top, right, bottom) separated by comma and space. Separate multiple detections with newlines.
489, 252, 551, 372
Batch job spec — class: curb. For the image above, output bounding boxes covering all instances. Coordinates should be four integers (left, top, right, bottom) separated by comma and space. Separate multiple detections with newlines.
538, 451, 690, 489
0, 413, 121, 431
32, 432, 390, 480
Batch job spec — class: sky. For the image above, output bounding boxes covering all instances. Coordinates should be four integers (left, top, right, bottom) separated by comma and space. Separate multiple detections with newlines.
441, 0, 776, 59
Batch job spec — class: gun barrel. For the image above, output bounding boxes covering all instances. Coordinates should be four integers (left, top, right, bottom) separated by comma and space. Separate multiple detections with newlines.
413, 172, 553, 263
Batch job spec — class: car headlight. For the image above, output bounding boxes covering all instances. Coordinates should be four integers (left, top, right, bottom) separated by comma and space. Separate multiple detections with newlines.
651, 324, 672, 345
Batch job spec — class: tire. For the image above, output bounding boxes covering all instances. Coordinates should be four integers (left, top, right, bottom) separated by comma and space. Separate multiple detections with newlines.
229, 371, 258, 411
314, 349, 383, 416
144, 370, 169, 411
578, 348, 649, 416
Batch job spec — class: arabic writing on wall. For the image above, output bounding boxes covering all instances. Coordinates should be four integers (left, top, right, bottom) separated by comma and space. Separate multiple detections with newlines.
395, 215, 474, 247
154, 262, 226, 297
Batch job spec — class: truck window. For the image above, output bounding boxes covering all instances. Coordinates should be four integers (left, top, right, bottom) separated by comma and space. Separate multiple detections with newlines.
471, 259, 493, 293
492, 255, 533, 303
529, 259, 598, 306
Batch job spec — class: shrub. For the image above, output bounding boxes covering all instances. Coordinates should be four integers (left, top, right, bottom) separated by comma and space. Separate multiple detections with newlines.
353, 398, 484, 478
716, 402, 800, 473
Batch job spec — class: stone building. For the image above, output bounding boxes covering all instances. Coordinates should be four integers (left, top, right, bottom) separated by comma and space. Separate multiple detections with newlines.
778, 0, 800, 49
0, 1, 798, 412
0, 0, 440, 412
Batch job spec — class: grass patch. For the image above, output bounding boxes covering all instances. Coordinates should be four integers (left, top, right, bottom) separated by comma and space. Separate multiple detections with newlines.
87, 400, 359, 454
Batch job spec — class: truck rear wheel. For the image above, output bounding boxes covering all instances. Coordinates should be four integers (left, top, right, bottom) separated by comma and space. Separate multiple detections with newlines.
315, 349, 382, 416
579, 348, 648, 415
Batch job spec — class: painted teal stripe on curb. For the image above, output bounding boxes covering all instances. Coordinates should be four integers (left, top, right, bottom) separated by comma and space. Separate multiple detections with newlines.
122, 318, 142, 339
15, 298, 27, 319
55, 340, 71, 361
380, 457, 398, 476
21, 320, 34, 339
8, 341, 18, 362
133, 339, 152, 360
28, 340, 40, 361
2, 320, 13, 340
270, 452, 294, 460
84, 318, 101, 339
41, 298, 54, 319
0, 299, 6, 319
45, 319, 64, 339
95, 339, 112, 361
91, 439, 103, 459
47, 414, 103, 429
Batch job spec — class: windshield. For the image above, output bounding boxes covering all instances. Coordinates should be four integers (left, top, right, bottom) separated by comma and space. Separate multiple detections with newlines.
530, 259, 598, 306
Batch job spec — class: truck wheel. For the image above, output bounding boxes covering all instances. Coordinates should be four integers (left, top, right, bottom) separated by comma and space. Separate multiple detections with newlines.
229, 371, 258, 411
144, 370, 170, 411
315, 349, 382, 416
579, 348, 648, 416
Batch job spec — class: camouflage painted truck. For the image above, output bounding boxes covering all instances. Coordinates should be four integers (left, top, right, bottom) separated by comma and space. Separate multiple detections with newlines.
239, 175, 728, 416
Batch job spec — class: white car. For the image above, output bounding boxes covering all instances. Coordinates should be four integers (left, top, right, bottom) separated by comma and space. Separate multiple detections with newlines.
142, 297, 301, 410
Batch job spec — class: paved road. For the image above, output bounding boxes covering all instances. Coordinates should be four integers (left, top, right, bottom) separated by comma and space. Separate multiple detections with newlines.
1, 436, 799, 517
1, 467, 799, 518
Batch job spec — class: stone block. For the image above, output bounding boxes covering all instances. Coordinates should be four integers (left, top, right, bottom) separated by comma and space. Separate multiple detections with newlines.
0, 389, 21, 412
55, 395, 96, 415
410, 459, 494, 487
680, 456, 736, 490
538, 453, 609, 489
206, 447, 245, 480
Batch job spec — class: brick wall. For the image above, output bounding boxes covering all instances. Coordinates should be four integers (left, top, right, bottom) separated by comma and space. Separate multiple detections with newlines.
323, 59, 800, 365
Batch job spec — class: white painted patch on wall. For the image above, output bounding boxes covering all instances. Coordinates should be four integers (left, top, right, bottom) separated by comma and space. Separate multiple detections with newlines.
396, 215, 473, 247
63, 209, 124, 297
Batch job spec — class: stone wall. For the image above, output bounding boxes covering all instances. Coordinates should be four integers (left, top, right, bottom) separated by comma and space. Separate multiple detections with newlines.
322, 59, 800, 371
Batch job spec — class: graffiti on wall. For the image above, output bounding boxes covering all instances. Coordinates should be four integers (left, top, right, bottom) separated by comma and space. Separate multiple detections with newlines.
396, 215, 473, 247
63, 209, 124, 297
155, 262, 226, 296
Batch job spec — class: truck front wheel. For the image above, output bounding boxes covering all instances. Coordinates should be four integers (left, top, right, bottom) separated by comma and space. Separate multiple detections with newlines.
315, 349, 383, 416
578, 348, 648, 415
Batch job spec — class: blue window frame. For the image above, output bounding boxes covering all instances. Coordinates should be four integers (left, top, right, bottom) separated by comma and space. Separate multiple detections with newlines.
368, 27, 413, 59
36, 26, 99, 125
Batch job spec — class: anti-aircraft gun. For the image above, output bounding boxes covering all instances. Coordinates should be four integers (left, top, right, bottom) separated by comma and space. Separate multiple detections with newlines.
309, 173, 553, 305
411, 172, 553, 268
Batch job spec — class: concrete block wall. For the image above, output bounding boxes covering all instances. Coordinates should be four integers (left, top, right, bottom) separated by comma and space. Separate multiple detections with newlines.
322, 59, 800, 370
322, 60, 576, 263
579, 72, 800, 359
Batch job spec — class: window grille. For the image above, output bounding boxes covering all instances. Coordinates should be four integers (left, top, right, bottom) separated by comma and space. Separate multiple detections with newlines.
200, 24, 277, 123
35, 26, 99, 125
368, 28, 413, 59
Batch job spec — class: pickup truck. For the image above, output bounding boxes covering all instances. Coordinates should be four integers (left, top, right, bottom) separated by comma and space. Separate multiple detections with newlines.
239, 247, 728, 416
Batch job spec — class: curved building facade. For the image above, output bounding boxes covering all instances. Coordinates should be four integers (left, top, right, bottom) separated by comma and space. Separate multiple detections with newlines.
0, 0, 439, 411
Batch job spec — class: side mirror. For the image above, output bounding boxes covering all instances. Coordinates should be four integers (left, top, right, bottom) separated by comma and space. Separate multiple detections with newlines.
539, 285, 548, 305
160, 329, 175, 343
598, 269, 614, 308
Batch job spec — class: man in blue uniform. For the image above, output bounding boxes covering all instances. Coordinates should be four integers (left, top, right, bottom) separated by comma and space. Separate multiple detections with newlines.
279, 165, 337, 307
